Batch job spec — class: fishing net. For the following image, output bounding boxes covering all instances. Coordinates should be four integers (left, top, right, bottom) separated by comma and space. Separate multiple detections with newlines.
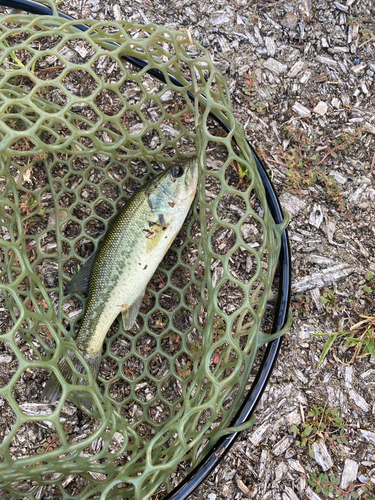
0, 2, 291, 498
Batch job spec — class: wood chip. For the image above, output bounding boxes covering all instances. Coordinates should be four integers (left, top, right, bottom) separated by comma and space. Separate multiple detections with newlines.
313, 101, 328, 116
305, 486, 323, 500
292, 263, 359, 293
288, 61, 305, 78
349, 389, 370, 412
292, 102, 311, 117
285, 486, 301, 500
314, 73, 328, 82
273, 436, 293, 456
249, 422, 270, 446
359, 429, 375, 443
235, 475, 252, 496
340, 459, 358, 489
287, 458, 305, 473
264, 58, 288, 75
311, 439, 334, 471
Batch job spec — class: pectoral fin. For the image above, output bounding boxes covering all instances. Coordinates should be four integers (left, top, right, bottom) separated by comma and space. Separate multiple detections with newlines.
121, 290, 145, 330
65, 251, 98, 294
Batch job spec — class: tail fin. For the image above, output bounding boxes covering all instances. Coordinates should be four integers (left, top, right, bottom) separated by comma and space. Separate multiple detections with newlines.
42, 349, 101, 404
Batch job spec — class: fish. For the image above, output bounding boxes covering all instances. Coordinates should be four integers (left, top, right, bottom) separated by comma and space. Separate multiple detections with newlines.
42, 158, 198, 403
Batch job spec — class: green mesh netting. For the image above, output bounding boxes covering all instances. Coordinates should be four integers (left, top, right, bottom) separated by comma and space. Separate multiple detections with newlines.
0, 5, 290, 499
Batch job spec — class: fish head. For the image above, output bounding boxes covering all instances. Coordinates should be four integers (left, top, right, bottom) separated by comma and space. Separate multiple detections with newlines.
147, 158, 198, 214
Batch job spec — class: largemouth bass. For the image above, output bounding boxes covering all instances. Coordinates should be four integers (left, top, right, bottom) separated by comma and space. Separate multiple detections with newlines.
43, 158, 198, 402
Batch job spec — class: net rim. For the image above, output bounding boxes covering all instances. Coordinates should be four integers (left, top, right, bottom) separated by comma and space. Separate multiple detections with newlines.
0, 2, 292, 497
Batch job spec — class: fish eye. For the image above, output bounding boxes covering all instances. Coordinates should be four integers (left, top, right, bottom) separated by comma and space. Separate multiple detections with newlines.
170, 166, 184, 178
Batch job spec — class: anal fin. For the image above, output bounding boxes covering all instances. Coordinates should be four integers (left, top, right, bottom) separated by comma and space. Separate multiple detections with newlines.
121, 290, 145, 330
65, 251, 98, 295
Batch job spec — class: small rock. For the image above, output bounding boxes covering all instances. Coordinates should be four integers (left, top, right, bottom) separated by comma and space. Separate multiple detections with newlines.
282, 11, 299, 29
288, 61, 305, 78
311, 439, 334, 471
264, 57, 288, 75
299, 0, 313, 22
358, 474, 369, 483
292, 101, 311, 117
340, 459, 358, 489
208, 494, 217, 500
0, 355, 13, 364
313, 101, 328, 116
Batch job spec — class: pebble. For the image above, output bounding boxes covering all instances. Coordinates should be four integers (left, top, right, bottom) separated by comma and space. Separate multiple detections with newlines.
264, 57, 288, 75
288, 61, 305, 78
313, 101, 328, 116
292, 101, 311, 117
208, 494, 217, 500
340, 459, 358, 489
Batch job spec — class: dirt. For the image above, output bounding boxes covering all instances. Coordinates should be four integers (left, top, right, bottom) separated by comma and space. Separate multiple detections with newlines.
0, 0, 375, 498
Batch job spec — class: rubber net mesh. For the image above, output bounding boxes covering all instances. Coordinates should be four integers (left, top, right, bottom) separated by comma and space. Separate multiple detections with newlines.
0, 5, 289, 499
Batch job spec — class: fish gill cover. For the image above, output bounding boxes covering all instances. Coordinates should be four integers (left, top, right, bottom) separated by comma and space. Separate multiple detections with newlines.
0, 2, 290, 498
